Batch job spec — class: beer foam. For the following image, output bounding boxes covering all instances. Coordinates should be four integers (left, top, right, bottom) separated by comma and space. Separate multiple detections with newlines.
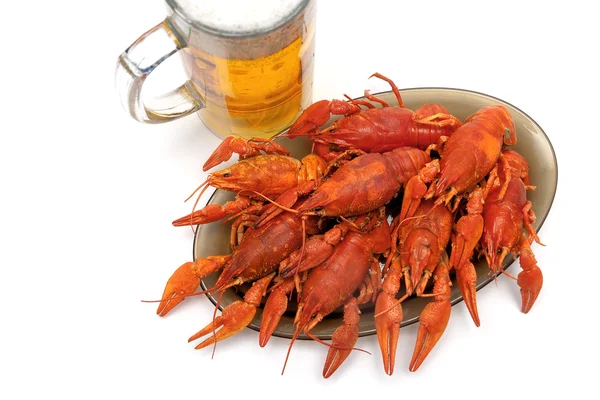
174, 0, 305, 33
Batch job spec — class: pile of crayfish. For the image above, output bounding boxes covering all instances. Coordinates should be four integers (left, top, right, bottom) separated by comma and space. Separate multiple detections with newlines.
147, 73, 545, 378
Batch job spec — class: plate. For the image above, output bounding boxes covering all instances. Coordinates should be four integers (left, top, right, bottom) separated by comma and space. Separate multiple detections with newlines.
193, 87, 558, 340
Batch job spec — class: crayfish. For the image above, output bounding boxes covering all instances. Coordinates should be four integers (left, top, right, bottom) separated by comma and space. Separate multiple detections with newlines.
144, 74, 547, 379
286, 73, 462, 161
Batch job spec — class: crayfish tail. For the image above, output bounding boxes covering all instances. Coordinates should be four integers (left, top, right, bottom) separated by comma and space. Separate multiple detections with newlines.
281, 322, 304, 375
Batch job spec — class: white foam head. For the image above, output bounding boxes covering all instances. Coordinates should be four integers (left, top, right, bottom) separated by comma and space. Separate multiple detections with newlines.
173, 0, 306, 34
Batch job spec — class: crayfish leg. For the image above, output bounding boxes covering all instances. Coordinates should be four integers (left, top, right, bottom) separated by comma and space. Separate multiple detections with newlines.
522, 201, 544, 246
356, 258, 382, 304
369, 72, 405, 107
363, 89, 389, 107
413, 112, 462, 129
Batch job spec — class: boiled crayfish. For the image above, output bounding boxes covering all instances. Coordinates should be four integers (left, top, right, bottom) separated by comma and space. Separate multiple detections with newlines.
286, 73, 462, 161
146, 74, 546, 379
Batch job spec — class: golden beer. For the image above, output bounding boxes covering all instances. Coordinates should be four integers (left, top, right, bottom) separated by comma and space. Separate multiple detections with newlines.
179, 0, 316, 139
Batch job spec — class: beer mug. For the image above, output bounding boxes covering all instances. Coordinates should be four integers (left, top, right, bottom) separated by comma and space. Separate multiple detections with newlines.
116, 0, 316, 139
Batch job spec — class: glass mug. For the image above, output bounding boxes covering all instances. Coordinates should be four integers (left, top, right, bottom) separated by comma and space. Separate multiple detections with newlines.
116, 0, 316, 139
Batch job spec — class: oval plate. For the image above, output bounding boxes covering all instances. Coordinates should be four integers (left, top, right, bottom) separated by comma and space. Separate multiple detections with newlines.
193, 87, 558, 340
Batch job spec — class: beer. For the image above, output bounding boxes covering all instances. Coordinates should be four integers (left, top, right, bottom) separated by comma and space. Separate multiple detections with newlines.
116, 0, 316, 136
177, 0, 316, 139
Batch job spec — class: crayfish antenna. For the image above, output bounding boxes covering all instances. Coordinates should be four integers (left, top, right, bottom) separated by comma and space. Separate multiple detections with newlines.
210, 291, 224, 359
281, 322, 304, 375
247, 191, 298, 214
290, 218, 307, 287
184, 178, 210, 203
178, 178, 211, 234
282, 301, 324, 375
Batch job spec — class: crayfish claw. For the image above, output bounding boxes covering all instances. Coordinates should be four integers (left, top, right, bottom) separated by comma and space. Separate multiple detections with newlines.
203, 136, 291, 171
190, 274, 274, 349
519, 272, 542, 314
409, 265, 452, 372
259, 278, 294, 347
374, 292, 402, 375
156, 256, 230, 317
203, 136, 238, 171
286, 100, 332, 138
322, 299, 360, 379
517, 235, 543, 314
408, 301, 451, 372
189, 301, 256, 349
278, 235, 334, 279
400, 175, 427, 220
172, 199, 250, 226
156, 261, 201, 317
456, 261, 480, 327
323, 326, 359, 378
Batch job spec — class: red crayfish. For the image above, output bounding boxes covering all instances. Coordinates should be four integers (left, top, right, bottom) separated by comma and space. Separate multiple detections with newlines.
144, 74, 547, 380
286, 73, 462, 161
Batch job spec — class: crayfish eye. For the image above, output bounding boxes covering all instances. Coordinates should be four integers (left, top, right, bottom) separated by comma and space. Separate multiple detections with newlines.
328, 128, 335, 133
311, 313, 317, 319
223, 173, 230, 178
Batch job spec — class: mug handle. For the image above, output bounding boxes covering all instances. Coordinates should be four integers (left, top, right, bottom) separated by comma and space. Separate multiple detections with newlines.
115, 19, 204, 123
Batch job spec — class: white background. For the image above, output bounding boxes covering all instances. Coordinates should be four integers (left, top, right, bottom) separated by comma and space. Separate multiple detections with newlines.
1, 1, 597, 399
